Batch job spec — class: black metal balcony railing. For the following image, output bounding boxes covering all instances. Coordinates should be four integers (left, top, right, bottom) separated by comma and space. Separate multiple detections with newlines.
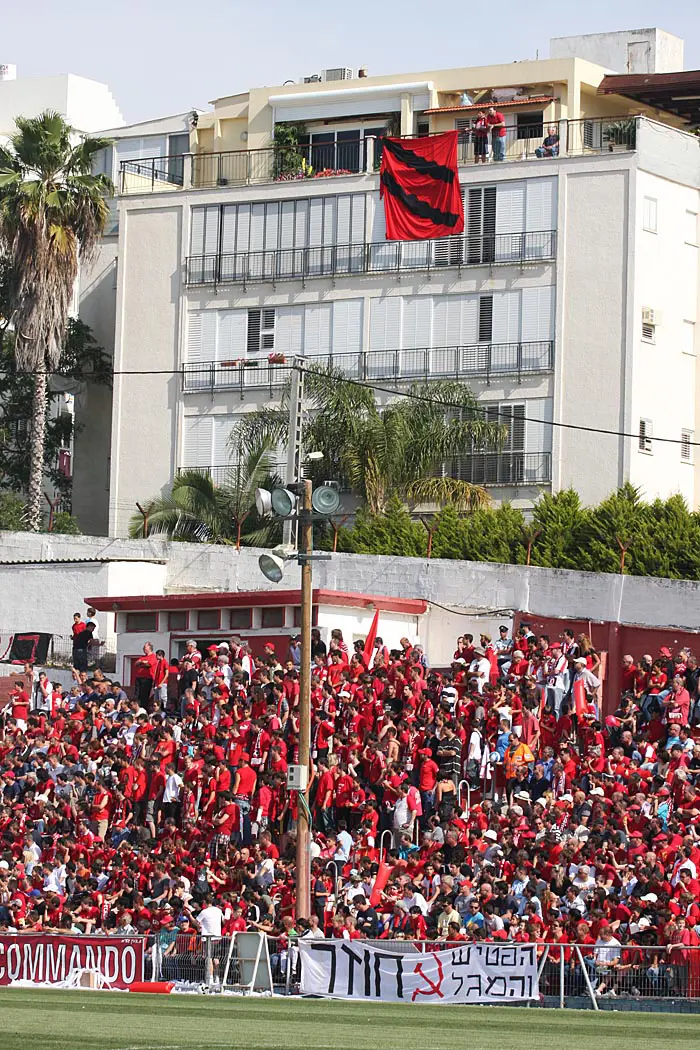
451, 451, 552, 486
118, 117, 640, 195
185, 230, 556, 286
180, 452, 552, 489
182, 341, 554, 394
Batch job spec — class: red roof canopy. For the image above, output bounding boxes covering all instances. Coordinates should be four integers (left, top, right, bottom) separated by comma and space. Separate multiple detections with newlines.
85, 588, 427, 616
425, 95, 554, 115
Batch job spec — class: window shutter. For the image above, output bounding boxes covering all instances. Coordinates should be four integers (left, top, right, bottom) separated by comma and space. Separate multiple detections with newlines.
368, 192, 397, 271
303, 303, 332, 356
401, 298, 432, 376
187, 312, 204, 364
337, 195, 351, 244
236, 204, 251, 254
213, 416, 235, 464
681, 429, 693, 461
495, 181, 526, 233
190, 207, 206, 256
221, 206, 237, 254
332, 299, 363, 357
275, 305, 304, 356
351, 194, 366, 242
492, 292, 520, 343
521, 286, 554, 342
309, 198, 324, 247
203, 207, 220, 255
247, 309, 261, 354
200, 311, 217, 360
639, 418, 653, 452
279, 201, 296, 249
249, 204, 265, 251
370, 296, 402, 351
295, 200, 309, 248
218, 311, 247, 362
182, 417, 213, 468
525, 177, 555, 231
478, 296, 493, 343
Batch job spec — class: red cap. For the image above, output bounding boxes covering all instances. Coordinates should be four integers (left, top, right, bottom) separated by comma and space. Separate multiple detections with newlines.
660, 647, 672, 658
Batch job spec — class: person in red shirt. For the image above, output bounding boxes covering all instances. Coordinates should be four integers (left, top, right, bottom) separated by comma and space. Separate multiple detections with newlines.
486, 107, 507, 161
133, 642, 158, 709
9, 683, 30, 729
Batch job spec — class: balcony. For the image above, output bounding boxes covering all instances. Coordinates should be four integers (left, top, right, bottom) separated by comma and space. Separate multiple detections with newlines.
118, 117, 639, 195
182, 341, 554, 395
451, 450, 552, 486
185, 229, 556, 287
179, 452, 552, 489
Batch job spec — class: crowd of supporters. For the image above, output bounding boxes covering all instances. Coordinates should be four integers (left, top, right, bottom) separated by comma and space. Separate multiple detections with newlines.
1, 617, 700, 996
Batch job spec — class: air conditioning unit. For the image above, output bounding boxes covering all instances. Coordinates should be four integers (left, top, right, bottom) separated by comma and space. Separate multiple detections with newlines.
302, 74, 322, 83
322, 67, 354, 82
642, 307, 659, 325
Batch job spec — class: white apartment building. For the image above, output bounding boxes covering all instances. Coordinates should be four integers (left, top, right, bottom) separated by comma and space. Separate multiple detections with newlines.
0, 63, 123, 138
74, 28, 700, 537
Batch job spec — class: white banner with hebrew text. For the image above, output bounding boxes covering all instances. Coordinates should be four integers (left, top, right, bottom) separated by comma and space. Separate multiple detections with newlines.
299, 940, 538, 1003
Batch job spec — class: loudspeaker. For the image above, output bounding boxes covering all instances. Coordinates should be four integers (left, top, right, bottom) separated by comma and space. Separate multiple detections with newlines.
8, 633, 52, 665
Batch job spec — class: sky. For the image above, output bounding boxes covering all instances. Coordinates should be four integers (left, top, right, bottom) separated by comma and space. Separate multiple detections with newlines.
3, 0, 700, 124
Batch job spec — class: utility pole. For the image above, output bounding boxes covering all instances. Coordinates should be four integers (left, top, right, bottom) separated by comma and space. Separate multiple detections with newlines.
284, 364, 304, 546
295, 477, 313, 920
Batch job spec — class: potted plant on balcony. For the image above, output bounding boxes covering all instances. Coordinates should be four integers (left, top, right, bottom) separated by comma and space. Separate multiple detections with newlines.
273, 121, 308, 179
603, 118, 637, 151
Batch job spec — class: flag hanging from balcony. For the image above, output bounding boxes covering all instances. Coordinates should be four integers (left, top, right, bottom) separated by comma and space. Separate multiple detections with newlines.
379, 130, 464, 241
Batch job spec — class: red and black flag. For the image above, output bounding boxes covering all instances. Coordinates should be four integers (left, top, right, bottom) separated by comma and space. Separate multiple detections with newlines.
379, 130, 464, 241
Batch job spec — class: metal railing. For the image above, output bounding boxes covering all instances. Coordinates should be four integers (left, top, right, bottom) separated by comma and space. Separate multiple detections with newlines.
118, 117, 639, 195
182, 341, 554, 395
180, 451, 551, 490
185, 230, 556, 286
451, 450, 552, 486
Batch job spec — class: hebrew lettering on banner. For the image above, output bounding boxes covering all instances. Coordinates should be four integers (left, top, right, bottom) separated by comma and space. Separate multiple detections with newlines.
299, 941, 538, 1004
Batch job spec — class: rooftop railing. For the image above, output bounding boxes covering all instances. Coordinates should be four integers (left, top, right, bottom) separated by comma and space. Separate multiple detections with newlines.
118, 117, 639, 194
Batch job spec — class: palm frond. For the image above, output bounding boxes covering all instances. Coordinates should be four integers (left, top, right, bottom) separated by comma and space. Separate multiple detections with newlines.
407, 476, 491, 511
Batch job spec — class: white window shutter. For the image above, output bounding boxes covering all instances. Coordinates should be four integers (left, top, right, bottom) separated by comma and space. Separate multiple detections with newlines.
265, 203, 279, 251
370, 296, 402, 351
332, 299, 363, 355
204, 207, 220, 255
521, 286, 554, 343
402, 297, 432, 349
249, 204, 265, 251
187, 312, 204, 364
492, 292, 521, 343
351, 194, 366, 243
236, 204, 251, 254
525, 177, 555, 231
199, 312, 217, 361
337, 195, 351, 244
182, 417, 214, 468
495, 180, 526, 233
295, 200, 309, 248
303, 303, 332, 356
275, 305, 304, 356
213, 416, 235, 464
221, 206, 237, 254
309, 199, 324, 247
369, 192, 397, 270
217, 311, 248, 361
190, 208, 206, 256
279, 202, 295, 249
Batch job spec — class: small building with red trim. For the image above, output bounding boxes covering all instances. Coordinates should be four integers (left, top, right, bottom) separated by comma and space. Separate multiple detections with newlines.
85, 588, 428, 686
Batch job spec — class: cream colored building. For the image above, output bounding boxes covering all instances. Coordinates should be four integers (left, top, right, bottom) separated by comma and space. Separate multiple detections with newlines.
74, 28, 700, 537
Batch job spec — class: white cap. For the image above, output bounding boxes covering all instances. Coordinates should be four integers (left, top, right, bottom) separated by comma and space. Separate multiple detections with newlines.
484, 829, 498, 841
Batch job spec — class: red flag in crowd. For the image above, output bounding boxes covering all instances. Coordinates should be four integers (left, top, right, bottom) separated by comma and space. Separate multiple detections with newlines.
362, 608, 380, 668
379, 130, 464, 241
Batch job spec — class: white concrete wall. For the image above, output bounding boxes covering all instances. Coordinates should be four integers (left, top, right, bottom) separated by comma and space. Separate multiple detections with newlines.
631, 168, 699, 502
550, 29, 684, 74
0, 73, 123, 137
316, 606, 420, 651
1, 532, 699, 650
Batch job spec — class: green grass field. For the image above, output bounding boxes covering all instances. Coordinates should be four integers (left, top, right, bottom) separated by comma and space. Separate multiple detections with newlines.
0, 988, 697, 1050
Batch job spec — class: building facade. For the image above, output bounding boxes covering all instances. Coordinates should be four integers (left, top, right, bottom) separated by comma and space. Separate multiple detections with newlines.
74, 30, 700, 536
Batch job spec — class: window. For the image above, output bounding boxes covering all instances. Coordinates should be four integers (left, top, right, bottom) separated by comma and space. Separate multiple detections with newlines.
261, 607, 285, 628
686, 210, 698, 246
197, 609, 221, 630
168, 611, 188, 631
416, 121, 430, 137
125, 612, 158, 632
639, 418, 653, 453
230, 608, 252, 629
682, 320, 696, 356
517, 111, 543, 139
681, 429, 694, 463
466, 186, 496, 264
642, 197, 657, 233
247, 308, 275, 353
478, 296, 493, 342
641, 322, 655, 343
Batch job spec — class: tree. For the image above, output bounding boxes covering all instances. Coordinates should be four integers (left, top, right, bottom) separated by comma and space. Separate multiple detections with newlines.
583, 483, 647, 574
0, 111, 113, 530
529, 489, 588, 569
231, 365, 505, 514
0, 317, 111, 498
335, 496, 427, 557
130, 438, 281, 548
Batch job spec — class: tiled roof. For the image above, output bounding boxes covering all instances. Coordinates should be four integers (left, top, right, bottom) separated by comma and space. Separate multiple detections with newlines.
425, 95, 554, 115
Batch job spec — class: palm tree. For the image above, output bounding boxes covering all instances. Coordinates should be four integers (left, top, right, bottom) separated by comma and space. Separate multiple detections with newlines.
129, 437, 281, 548
0, 111, 113, 530
231, 363, 505, 514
